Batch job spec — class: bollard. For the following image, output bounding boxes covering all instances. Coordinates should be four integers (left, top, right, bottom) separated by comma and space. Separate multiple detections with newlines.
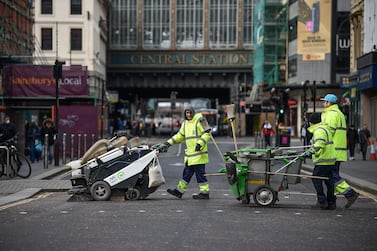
70, 134, 74, 160
62, 133, 66, 164
84, 134, 87, 153
91, 134, 95, 146
44, 134, 49, 168
254, 131, 259, 148
77, 134, 81, 158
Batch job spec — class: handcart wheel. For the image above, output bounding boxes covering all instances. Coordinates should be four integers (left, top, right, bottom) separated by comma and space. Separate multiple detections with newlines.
90, 181, 112, 201
125, 188, 141, 201
253, 185, 277, 207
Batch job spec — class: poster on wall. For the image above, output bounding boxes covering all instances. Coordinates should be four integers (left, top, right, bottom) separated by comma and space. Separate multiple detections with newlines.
297, 0, 332, 60
59, 105, 99, 158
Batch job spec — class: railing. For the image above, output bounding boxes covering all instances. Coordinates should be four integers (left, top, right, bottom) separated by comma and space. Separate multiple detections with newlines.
43, 133, 98, 168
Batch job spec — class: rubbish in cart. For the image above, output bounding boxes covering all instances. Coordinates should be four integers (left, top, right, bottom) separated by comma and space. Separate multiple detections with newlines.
218, 146, 327, 207
66, 136, 166, 201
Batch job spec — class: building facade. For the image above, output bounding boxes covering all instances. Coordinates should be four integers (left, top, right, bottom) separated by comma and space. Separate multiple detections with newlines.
107, 0, 259, 135
1, 0, 110, 154
285, 0, 353, 136
348, 0, 377, 138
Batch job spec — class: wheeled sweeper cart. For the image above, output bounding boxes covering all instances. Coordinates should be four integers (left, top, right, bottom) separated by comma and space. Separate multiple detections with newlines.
220, 146, 308, 206
66, 136, 165, 201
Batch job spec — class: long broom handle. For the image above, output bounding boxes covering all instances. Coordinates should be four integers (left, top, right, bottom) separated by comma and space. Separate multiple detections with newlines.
230, 119, 238, 153
210, 134, 226, 163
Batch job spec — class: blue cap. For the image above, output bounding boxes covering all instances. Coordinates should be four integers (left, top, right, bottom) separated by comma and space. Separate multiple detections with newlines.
320, 94, 338, 103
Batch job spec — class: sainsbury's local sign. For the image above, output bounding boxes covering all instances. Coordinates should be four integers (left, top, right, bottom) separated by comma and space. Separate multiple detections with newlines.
2, 65, 88, 97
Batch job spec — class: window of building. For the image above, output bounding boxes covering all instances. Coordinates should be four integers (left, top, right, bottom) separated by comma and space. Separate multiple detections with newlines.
110, 0, 138, 49
41, 28, 53, 50
143, 0, 170, 49
209, 0, 238, 49
41, 0, 52, 14
71, 29, 82, 50
242, 0, 254, 48
288, 57, 297, 78
288, 17, 297, 42
71, 0, 82, 15
175, 0, 204, 49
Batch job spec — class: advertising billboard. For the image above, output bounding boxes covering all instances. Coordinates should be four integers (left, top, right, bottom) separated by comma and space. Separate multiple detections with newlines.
297, 0, 332, 60
2, 65, 88, 97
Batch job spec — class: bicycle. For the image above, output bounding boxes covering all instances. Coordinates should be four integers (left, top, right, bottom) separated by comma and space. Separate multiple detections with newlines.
0, 138, 32, 178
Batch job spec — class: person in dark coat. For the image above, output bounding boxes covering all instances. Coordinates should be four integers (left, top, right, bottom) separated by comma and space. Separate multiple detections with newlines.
346, 125, 358, 160
41, 118, 57, 164
27, 122, 41, 163
0, 115, 16, 143
359, 124, 371, 161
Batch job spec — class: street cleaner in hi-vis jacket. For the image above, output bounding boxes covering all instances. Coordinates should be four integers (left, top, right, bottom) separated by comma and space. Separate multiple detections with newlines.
321, 94, 359, 209
159, 104, 211, 200
307, 112, 337, 210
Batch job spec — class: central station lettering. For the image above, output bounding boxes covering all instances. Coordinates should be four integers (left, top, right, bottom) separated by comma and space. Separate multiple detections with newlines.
129, 53, 249, 65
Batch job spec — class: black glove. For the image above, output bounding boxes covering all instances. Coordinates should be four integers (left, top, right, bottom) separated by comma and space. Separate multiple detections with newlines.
159, 142, 171, 152
305, 151, 312, 159
195, 143, 201, 152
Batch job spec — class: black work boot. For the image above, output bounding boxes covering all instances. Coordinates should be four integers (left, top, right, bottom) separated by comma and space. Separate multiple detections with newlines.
192, 193, 209, 200
167, 188, 182, 199
345, 192, 359, 209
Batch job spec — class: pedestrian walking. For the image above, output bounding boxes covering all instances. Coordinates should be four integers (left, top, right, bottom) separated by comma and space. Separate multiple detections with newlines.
261, 120, 274, 148
26, 122, 42, 163
159, 104, 211, 200
41, 118, 57, 164
346, 124, 358, 160
306, 113, 337, 210
321, 94, 359, 208
359, 124, 370, 161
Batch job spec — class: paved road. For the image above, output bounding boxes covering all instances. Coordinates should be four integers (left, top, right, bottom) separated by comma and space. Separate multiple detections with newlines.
1, 136, 376, 206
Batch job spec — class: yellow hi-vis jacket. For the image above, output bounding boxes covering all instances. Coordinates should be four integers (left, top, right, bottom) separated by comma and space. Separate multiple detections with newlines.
308, 123, 336, 165
321, 104, 347, 162
167, 113, 211, 166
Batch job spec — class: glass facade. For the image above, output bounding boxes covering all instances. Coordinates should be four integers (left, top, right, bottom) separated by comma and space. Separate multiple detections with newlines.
176, 0, 204, 49
109, 0, 255, 50
110, 0, 138, 48
143, 0, 171, 49
243, 0, 254, 48
209, 0, 238, 49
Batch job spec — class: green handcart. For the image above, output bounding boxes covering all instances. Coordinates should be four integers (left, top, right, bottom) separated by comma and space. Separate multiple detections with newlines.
220, 146, 312, 207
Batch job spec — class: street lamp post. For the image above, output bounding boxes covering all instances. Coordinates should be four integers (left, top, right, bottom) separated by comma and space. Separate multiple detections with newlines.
312, 80, 316, 112
53, 60, 65, 166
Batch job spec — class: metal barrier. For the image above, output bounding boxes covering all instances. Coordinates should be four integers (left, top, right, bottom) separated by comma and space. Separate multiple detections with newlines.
59, 133, 98, 164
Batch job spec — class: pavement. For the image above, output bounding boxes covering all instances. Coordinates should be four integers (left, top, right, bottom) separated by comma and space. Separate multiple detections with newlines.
0, 136, 376, 206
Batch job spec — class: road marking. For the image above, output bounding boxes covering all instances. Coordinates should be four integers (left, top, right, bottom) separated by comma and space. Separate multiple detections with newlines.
169, 162, 185, 166
0, 192, 53, 211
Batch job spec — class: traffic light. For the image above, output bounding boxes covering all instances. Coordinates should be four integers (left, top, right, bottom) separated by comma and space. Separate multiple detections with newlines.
53, 60, 65, 79
279, 108, 284, 114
